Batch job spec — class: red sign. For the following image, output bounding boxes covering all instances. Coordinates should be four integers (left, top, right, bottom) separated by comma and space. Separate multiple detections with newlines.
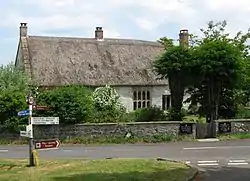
34, 139, 60, 150
33, 105, 50, 111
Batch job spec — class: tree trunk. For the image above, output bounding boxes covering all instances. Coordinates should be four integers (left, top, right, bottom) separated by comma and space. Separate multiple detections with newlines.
206, 79, 221, 122
169, 72, 185, 121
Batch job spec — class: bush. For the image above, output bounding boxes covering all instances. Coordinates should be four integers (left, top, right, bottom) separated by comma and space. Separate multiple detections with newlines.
235, 106, 250, 118
91, 85, 126, 123
0, 91, 27, 132
167, 108, 186, 121
35, 85, 94, 124
131, 106, 167, 122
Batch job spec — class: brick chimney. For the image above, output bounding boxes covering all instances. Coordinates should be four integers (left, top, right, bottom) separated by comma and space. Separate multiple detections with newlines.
179, 29, 189, 48
20, 23, 28, 37
95, 27, 103, 40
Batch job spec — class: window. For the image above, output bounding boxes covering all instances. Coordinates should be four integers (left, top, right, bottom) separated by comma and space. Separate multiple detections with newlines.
162, 95, 171, 110
133, 88, 151, 110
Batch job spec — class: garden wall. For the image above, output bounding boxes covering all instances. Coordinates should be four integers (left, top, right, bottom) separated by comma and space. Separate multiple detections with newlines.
32, 121, 196, 140
2, 119, 250, 142
0, 122, 196, 140
216, 119, 250, 135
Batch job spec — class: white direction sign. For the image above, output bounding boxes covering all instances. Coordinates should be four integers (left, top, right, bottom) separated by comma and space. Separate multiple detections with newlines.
31, 117, 59, 125
26, 124, 33, 138
20, 131, 28, 137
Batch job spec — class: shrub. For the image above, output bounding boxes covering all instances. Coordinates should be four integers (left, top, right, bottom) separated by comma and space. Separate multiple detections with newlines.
0, 91, 27, 132
167, 108, 186, 121
132, 106, 167, 122
91, 85, 126, 123
35, 85, 94, 124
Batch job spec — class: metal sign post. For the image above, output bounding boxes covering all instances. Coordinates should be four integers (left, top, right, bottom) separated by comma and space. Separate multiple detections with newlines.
27, 93, 35, 167
18, 87, 61, 166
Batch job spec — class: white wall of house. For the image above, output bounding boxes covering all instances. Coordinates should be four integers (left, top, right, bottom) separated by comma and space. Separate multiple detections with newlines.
115, 86, 134, 111
115, 86, 191, 112
151, 86, 169, 108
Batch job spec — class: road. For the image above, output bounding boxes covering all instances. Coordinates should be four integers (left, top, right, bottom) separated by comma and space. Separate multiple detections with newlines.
1, 139, 250, 180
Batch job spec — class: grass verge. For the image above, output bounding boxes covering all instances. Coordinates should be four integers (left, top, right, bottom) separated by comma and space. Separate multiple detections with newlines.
0, 134, 195, 145
0, 158, 196, 181
218, 133, 250, 140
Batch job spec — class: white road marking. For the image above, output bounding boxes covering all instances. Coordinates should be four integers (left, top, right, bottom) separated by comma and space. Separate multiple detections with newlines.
183, 145, 250, 150
229, 160, 247, 163
198, 160, 218, 163
197, 160, 219, 166
61, 149, 73, 152
185, 161, 191, 164
183, 146, 217, 150
197, 139, 219, 142
198, 163, 219, 166
228, 162, 248, 165
0, 150, 8, 152
228, 159, 248, 166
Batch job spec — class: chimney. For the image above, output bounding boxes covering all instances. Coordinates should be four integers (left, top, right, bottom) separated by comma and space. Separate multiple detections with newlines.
20, 22, 28, 37
179, 29, 189, 48
95, 27, 103, 40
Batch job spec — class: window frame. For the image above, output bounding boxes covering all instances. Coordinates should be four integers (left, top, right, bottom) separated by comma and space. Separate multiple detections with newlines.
132, 87, 152, 110
162, 94, 171, 110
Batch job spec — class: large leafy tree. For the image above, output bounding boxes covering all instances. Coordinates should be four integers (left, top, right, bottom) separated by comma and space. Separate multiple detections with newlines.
188, 21, 250, 122
0, 62, 30, 92
0, 62, 30, 130
153, 39, 194, 120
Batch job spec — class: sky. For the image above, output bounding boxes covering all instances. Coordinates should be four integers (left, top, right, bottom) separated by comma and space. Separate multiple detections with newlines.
0, 0, 250, 65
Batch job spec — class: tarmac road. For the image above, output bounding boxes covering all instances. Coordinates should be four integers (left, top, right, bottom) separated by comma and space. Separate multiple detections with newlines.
1, 139, 250, 180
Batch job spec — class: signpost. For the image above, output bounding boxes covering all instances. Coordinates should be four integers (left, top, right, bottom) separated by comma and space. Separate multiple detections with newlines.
31, 117, 59, 125
18, 89, 60, 167
20, 131, 28, 137
33, 105, 50, 111
26, 124, 33, 138
18, 110, 30, 116
34, 139, 60, 150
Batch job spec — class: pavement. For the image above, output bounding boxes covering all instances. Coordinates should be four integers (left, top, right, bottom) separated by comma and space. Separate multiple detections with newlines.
1, 139, 250, 180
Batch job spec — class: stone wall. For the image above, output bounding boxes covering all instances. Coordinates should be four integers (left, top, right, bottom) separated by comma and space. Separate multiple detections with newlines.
31, 121, 196, 140
2, 119, 250, 141
216, 119, 250, 135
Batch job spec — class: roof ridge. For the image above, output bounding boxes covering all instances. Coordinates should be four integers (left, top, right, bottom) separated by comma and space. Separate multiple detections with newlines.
28, 35, 163, 46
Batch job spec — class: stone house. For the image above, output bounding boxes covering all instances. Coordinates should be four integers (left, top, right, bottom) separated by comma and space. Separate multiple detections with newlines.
15, 23, 189, 112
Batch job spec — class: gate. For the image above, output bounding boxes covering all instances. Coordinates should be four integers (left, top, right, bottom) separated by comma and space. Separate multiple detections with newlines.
196, 122, 216, 139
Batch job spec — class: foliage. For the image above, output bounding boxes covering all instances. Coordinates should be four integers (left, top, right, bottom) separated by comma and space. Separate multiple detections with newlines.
187, 20, 250, 122
35, 86, 94, 124
0, 62, 31, 92
91, 85, 126, 123
131, 106, 167, 122
92, 85, 125, 111
0, 62, 30, 131
153, 40, 194, 120
0, 91, 27, 131
167, 108, 187, 121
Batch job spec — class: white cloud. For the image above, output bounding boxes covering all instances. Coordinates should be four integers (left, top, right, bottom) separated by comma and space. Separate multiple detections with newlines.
2, 0, 250, 35
0, 0, 250, 64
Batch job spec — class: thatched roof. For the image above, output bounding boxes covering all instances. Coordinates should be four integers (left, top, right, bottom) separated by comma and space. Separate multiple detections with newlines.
16, 26, 167, 86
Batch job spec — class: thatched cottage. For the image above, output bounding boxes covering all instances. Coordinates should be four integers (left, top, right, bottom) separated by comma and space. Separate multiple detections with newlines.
15, 23, 189, 111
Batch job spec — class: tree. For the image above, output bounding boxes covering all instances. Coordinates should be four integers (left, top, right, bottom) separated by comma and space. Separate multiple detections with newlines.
35, 85, 94, 124
0, 62, 30, 131
0, 62, 30, 92
153, 39, 194, 120
188, 21, 250, 122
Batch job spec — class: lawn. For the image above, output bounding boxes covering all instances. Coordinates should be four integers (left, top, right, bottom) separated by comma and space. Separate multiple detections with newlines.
218, 133, 250, 140
0, 158, 195, 181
